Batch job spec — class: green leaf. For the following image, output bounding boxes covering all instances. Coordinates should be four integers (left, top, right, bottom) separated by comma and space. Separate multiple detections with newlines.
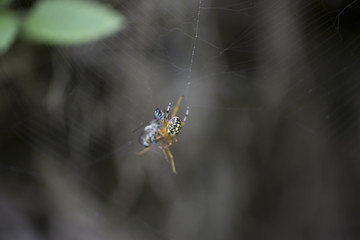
0, 10, 20, 54
23, 0, 126, 45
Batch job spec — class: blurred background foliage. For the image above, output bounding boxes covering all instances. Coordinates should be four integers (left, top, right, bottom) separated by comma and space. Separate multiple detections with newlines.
0, 0, 125, 53
1, 0, 360, 239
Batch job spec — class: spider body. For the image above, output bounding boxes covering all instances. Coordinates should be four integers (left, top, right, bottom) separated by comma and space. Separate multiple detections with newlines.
137, 96, 189, 173
168, 116, 182, 136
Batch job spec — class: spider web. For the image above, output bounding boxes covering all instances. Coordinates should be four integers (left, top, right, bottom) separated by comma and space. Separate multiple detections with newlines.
1, 0, 360, 239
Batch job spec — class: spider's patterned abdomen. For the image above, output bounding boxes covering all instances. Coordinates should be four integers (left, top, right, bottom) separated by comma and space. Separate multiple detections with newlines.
167, 116, 182, 136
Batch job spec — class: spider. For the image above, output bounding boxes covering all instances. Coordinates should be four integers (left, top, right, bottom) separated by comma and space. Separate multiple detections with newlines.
136, 96, 189, 174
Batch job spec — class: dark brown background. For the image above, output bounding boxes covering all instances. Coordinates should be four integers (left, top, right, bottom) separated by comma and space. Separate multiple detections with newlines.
1, 0, 360, 239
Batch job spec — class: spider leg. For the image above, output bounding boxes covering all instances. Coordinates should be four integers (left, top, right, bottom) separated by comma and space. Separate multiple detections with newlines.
159, 139, 176, 174
165, 101, 171, 121
155, 134, 173, 147
166, 135, 173, 147
171, 95, 184, 118
158, 140, 170, 163
136, 143, 153, 155
182, 105, 190, 126
166, 145, 176, 174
